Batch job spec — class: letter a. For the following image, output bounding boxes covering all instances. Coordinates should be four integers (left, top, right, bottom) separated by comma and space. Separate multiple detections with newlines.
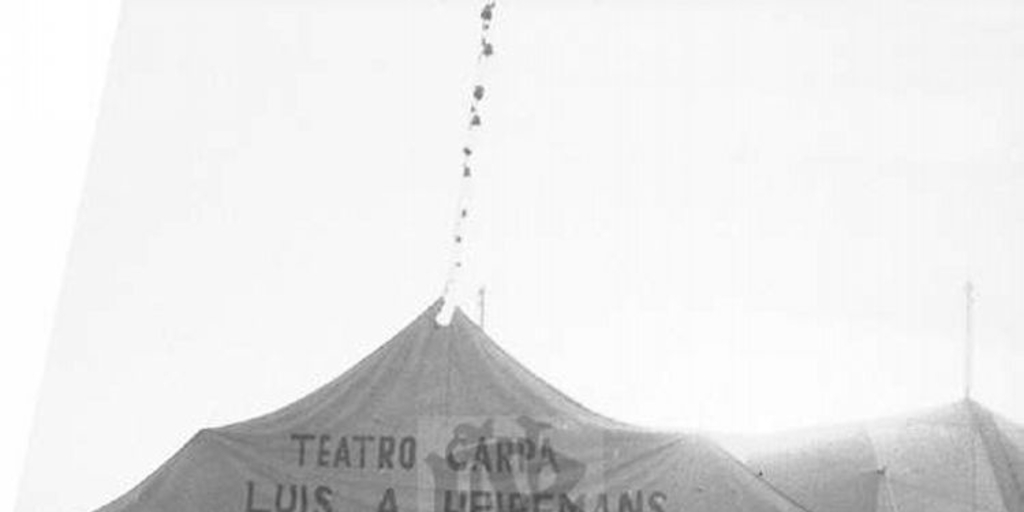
378, 487, 399, 512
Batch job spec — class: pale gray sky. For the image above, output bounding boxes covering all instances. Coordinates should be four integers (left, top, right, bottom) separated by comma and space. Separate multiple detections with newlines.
19, 0, 1024, 511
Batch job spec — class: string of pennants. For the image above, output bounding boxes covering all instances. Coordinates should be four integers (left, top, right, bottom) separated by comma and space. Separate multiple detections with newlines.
438, 0, 498, 324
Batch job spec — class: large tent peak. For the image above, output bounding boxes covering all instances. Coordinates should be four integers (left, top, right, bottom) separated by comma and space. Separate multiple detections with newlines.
94, 300, 808, 512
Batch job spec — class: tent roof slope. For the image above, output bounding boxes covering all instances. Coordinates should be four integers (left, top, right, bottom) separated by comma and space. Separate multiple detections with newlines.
213, 300, 627, 436
739, 399, 1024, 512
96, 300, 809, 512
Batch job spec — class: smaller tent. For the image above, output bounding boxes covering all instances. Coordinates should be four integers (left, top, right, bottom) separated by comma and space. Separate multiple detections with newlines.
727, 400, 1024, 512
94, 300, 807, 512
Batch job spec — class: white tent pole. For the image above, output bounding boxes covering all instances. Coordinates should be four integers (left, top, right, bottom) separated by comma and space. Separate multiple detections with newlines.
478, 286, 487, 328
964, 281, 975, 400
964, 281, 977, 512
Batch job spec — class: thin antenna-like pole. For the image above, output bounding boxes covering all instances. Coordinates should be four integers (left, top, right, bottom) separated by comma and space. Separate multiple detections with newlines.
478, 286, 487, 328
964, 281, 975, 399
965, 281, 977, 512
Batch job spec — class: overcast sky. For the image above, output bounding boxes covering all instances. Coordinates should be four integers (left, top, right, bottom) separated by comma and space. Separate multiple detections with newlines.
19, 0, 1024, 510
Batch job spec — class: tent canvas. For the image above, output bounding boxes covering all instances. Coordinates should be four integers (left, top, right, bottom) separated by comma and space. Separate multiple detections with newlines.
95, 301, 805, 512
734, 400, 1024, 512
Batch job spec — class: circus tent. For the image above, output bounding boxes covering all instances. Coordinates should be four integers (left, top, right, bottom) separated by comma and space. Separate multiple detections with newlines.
96, 301, 807, 512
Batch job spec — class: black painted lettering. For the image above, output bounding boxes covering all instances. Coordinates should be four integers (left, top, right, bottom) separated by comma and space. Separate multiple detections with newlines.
472, 438, 493, 472
333, 437, 350, 468
276, 484, 299, 512
378, 437, 395, 469
353, 435, 375, 469
378, 487, 398, 512
618, 492, 642, 512
559, 494, 585, 512
496, 440, 512, 473
291, 434, 315, 467
647, 492, 666, 512
399, 436, 417, 470
318, 435, 332, 467
445, 490, 467, 512
494, 492, 508, 512
509, 493, 528, 512
315, 486, 334, 512
533, 494, 553, 512
523, 440, 536, 461
246, 481, 271, 512
540, 440, 559, 473
470, 491, 493, 512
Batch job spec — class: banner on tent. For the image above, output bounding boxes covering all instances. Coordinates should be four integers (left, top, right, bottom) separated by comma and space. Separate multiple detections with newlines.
242, 416, 670, 512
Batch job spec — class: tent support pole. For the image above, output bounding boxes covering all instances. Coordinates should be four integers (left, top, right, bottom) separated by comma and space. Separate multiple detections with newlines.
964, 281, 974, 400
478, 286, 487, 328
